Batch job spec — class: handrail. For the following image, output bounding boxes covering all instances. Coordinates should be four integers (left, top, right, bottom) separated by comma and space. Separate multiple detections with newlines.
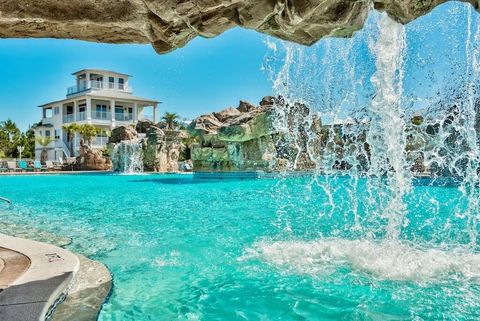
0, 197, 11, 205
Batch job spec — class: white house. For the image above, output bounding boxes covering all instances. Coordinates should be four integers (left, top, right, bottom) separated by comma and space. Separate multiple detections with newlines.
33, 69, 160, 161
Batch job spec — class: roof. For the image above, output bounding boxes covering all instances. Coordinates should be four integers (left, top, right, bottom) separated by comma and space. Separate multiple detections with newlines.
39, 92, 160, 107
71, 69, 132, 77
32, 121, 54, 128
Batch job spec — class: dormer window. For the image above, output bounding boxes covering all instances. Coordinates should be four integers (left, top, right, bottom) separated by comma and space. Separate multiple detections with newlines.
118, 78, 124, 90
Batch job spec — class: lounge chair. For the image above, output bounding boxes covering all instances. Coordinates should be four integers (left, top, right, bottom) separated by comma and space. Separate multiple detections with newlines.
0, 162, 7, 173
7, 161, 20, 172
34, 161, 47, 172
45, 161, 62, 171
66, 157, 76, 171
18, 161, 34, 172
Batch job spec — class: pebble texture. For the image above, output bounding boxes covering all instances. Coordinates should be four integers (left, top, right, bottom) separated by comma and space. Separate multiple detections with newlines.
1, 1, 478, 53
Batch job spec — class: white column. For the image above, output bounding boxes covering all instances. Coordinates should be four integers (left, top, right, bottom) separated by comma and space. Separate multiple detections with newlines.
73, 100, 78, 121
133, 102, 138, 122
153, 104, 157, 123
86, 72, 91, 89
86, 97, 92, 124
110, 99, 116, 123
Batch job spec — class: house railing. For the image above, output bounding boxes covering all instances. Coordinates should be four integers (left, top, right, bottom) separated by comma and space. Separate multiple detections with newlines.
91, 111, 111, 121
114, 113, 134, 122
77, 111, 86, 121
63, 114, 75, 123
67, 80, 132, 96
92, 136, 109, 147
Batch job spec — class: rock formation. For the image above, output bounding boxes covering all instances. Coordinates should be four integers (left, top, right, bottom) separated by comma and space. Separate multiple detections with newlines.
77, 143, 112, 171
110, 122, 187, 172
1, 1, 476, 54
109, 125, 138, 143
188, 96, 318, 172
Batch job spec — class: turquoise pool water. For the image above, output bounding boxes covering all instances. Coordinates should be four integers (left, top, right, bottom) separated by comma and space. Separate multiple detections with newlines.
0, 174, 479, 320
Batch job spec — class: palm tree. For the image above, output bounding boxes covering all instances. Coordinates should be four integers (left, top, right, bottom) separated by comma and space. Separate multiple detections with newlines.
62, 123, 79, 157
162, 112, 179, 130
35, 136, 55, 164
77, 124, 101, 146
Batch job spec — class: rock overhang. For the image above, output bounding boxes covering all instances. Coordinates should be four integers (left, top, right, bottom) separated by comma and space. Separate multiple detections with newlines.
0, 0, 478, 54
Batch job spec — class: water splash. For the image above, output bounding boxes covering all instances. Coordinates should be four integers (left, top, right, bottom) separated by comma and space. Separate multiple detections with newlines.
112, 140, 144, 174
242, 239, 480, 283
264, 4, 480, 250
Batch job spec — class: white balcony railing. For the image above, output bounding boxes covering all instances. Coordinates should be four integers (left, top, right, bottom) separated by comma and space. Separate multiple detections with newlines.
114, 113, 134, 122
77, 111, 86, 121
63, 114, 75, 123
61, 111, 135, 123
92, 136, 109, 147
67, 80, 132, 96
92, 111, 111, 121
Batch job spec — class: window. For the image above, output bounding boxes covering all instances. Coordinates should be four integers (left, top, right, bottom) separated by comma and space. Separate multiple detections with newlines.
44, 108, 53, 118
54, 107, 60, 115
54, 129, 60, 139
115, 106, 124, 121
127, 107, 133, 121
45, 130, 51, 137
109, 77, 114, 89
95, 104, 108, 119
118, 78, 124, 90
78, 104, 86, 121
66, 105, 74, 114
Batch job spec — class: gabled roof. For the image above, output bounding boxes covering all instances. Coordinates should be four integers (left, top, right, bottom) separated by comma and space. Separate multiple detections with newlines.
71, 69, 132, 77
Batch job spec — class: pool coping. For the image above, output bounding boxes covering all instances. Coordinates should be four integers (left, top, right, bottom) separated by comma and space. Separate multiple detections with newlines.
0, 233, 80, 321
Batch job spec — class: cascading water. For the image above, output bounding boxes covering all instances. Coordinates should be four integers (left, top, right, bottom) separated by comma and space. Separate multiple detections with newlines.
251, 3, 480, 291
112, 139, 144, 174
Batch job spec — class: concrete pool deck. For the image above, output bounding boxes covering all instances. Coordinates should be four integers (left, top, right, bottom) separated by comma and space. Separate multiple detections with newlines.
0, 233, 112, 321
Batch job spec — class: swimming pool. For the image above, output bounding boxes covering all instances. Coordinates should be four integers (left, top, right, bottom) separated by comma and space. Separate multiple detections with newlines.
1, 173, 479, 320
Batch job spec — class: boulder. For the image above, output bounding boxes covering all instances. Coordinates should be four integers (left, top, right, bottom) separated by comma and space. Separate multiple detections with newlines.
238, 100, 256, 113
188, 114, 224, 136
136, 120, 153, 134
213, 107, 241, 123
109, 126, 137, 143
77, 145, 112, 171
218, 112, 273, 142
259, 96, 275, 107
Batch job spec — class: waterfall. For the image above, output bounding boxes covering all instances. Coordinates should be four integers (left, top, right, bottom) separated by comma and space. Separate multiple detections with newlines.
366, 14, 412, 239
265, 4, 480, 248
112, 140, 144, 174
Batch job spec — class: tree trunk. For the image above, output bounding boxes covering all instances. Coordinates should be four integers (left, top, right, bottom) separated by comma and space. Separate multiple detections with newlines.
40, 149, 48, 164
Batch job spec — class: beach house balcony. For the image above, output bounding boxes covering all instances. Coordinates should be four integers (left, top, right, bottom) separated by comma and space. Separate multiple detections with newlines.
67, 80, 132, 96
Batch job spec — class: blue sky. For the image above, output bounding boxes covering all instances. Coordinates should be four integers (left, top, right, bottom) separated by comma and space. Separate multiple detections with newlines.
0, 28, 272, 130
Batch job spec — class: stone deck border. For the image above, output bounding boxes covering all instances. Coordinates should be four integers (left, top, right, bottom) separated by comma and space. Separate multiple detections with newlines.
0, 233, 79, 321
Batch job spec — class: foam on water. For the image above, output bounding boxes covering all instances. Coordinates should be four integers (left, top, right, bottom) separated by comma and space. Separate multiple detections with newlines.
242, 238, 480, 283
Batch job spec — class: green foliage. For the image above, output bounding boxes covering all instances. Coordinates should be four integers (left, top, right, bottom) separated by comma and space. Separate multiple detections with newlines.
62, 123, 79, 139
77, 124, 101, 145
35, 136, 55, 147
0, 119, 35, 158
162, 112, 180, 130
